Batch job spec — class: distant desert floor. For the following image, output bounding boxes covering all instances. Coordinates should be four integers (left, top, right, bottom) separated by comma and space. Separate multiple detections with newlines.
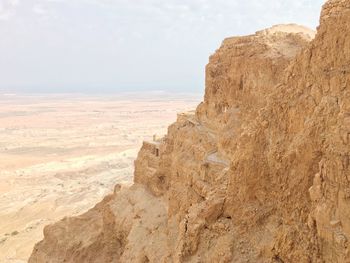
0, 93, 200, 262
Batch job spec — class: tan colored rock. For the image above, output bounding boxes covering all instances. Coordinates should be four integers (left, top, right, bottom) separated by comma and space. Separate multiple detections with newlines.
30, 185, 169, 263
29, 1, 350, 262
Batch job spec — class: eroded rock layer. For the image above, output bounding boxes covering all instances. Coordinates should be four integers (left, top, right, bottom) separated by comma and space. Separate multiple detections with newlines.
29, 1, 350, 262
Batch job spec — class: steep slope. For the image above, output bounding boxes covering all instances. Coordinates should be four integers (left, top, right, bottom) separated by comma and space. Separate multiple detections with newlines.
29, 1, 350, 262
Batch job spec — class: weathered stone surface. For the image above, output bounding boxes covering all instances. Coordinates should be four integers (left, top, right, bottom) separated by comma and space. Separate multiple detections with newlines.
30, 185, 169, 263
29, 1, 350, 262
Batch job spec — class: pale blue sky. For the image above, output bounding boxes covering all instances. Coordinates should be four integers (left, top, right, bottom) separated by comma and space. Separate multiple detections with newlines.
0, 0, 325, 94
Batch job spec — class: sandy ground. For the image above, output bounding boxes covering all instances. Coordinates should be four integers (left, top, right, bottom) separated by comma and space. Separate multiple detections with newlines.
0, 92, 200, 263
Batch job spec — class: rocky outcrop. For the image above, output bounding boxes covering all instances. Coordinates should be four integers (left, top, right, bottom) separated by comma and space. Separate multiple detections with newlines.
29, 1, 350, 262
30, 184, 169, 262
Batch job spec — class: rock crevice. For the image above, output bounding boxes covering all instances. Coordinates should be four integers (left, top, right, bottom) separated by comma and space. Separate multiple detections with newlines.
29, 1, 350, 262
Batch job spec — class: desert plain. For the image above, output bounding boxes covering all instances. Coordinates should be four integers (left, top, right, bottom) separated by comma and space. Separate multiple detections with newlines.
0, 92, 200, 262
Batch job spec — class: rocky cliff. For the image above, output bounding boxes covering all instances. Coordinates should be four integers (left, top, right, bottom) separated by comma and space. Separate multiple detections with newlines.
29, 1, 350, 262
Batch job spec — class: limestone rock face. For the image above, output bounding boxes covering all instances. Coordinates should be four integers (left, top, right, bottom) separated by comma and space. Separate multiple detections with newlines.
29, 1, 350, 262
197, 23, 314, 127
30, 185, 169, 263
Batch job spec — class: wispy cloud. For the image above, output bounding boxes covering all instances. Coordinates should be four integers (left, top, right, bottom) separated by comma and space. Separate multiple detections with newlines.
0, 0, 20, 20
0, 0, 326, 92
32, 4, 47, 15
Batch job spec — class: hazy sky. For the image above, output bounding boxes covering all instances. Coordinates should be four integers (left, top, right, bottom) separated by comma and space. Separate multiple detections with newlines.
0, 0, 325, 94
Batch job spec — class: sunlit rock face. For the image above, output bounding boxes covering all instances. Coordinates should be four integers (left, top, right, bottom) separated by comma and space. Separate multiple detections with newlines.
29, 1, 350, 262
